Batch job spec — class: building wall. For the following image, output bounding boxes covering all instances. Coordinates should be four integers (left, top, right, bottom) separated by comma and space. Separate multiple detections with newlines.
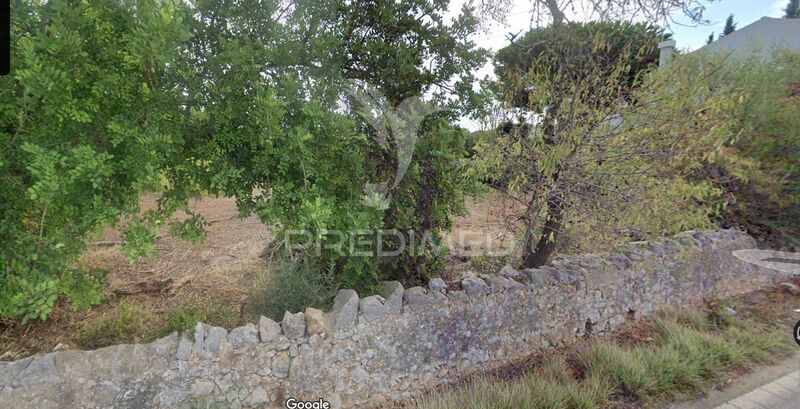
704, 17, 800, 56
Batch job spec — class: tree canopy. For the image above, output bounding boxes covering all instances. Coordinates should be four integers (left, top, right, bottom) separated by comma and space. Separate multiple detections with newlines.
494, 21, 668, 109
723, 14, 737, 36
786, 0, 800, 18
0, 0, 486, 321
486, 21, 670, 267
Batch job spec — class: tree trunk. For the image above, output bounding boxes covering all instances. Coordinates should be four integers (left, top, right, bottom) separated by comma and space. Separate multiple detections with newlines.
545, 0, 566, 27
520, 192, 564, 268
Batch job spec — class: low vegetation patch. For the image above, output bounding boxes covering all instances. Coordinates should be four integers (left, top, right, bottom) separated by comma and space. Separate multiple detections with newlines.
411, 289, 797, 409
74, 303, 153, 349
144, 304, 241, 342
0, 299, 244, 358
75, 301, 242, 350
246, 254, 340, 321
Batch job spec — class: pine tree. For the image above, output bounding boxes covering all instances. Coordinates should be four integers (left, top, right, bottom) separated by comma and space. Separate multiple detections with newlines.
707, 33, 714, 44
722, 14, 736, 36
786, 0, 800, 18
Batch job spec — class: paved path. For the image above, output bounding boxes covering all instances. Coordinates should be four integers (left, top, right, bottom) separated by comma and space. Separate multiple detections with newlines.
714, 370, 799, 409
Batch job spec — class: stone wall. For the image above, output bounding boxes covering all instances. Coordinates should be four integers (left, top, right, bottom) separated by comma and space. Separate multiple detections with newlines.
0, 230, 786, 409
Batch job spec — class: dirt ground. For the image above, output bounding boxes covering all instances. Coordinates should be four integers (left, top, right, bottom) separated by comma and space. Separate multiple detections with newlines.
100, 193, 527, 297
85, 192, 523, 308
83, 195, 272, 310
1, 193, 523, 359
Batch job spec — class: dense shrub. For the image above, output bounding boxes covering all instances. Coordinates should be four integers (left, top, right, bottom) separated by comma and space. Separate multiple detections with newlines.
0, 0, 190, 321
1, 0, 485, 321
707, 51, 800, 247
247, 255, 340, 322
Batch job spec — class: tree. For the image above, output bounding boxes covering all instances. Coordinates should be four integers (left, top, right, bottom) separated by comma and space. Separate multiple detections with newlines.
476, 46, 761, 268
472, 0, 714, 268
160, 0, 488, 290
1, 0, 487, 321
1, 0, 190, 321
495, 21, 669, 109
327, 0, 488, 283
707, 33, 715, 44
723, 14, 736, 36
486, 21, 669, 268
786, 0, 800, 18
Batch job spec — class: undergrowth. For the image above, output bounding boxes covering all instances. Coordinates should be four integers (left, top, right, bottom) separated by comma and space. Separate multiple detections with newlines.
413, 298, 795, 409
75, 301, 241, 350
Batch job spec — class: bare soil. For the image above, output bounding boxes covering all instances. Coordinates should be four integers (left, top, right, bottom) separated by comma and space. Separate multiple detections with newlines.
85, 195, 271, 309
1, 193, 521, 359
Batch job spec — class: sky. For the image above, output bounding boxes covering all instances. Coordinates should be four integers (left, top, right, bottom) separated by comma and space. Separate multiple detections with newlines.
450, 0, 788, 53
449, 0, 789, 129
670, 0, 788, 50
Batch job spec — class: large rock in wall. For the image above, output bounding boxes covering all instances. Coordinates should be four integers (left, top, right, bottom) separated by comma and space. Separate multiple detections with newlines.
0, 230, 786, 408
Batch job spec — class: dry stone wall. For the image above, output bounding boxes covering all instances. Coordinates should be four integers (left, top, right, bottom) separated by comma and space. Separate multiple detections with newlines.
0, 229, 786, 409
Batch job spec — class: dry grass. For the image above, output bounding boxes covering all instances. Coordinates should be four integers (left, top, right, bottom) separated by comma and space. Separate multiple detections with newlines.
1, 193, 516, 358
409, 286, 798, 409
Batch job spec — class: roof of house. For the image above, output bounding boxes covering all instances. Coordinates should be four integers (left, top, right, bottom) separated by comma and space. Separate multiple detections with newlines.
703, 17, 800, 56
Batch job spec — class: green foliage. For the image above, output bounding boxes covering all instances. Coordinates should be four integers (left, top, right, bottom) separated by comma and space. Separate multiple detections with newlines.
147, 303, 240, 341
76, 303, 154, 349
1, 0, 190, 320
477, 21, 708, 265
786, 0, 800, 18
2, 277, 58, 324
331, 0, 487, 284
247, 254, 340, 321
59, 268, 106, 311
722, 14, 736, 36
643, 50, 800, 247
169, 214, 208, 246
162, 0, 486, 291
2, 0, 486, 321
414, 306, 792, 409
494, 21, 668, 108
710, 51, 800, 245
478, 31, 800, 261
379, 121, 478, 282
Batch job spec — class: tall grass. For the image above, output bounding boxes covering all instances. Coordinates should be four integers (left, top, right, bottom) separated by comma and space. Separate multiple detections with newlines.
76, 300, 242, 349
246, 253, 340, 321
413, 305, 793, 409
76, 303, 154, 349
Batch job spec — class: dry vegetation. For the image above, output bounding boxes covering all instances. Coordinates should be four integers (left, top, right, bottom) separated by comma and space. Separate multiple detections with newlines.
404, 281, 800, 409
1, 193, 520, 359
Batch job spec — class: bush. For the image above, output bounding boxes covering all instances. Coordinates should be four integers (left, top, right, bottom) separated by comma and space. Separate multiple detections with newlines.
247, 254, 340, 321
709, 50, 800, 246
146, 303, 240, 341
0, 0, 189, 321
76, 303, 154, 349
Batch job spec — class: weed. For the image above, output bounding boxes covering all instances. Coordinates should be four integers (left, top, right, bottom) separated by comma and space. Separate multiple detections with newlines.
146, 303, 240, 341
76, 303, 153, 349
247, 254, 339, 321
413, 303, 794, 409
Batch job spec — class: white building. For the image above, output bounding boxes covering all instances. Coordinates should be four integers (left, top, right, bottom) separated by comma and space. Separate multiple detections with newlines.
702, 17, 800, 56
